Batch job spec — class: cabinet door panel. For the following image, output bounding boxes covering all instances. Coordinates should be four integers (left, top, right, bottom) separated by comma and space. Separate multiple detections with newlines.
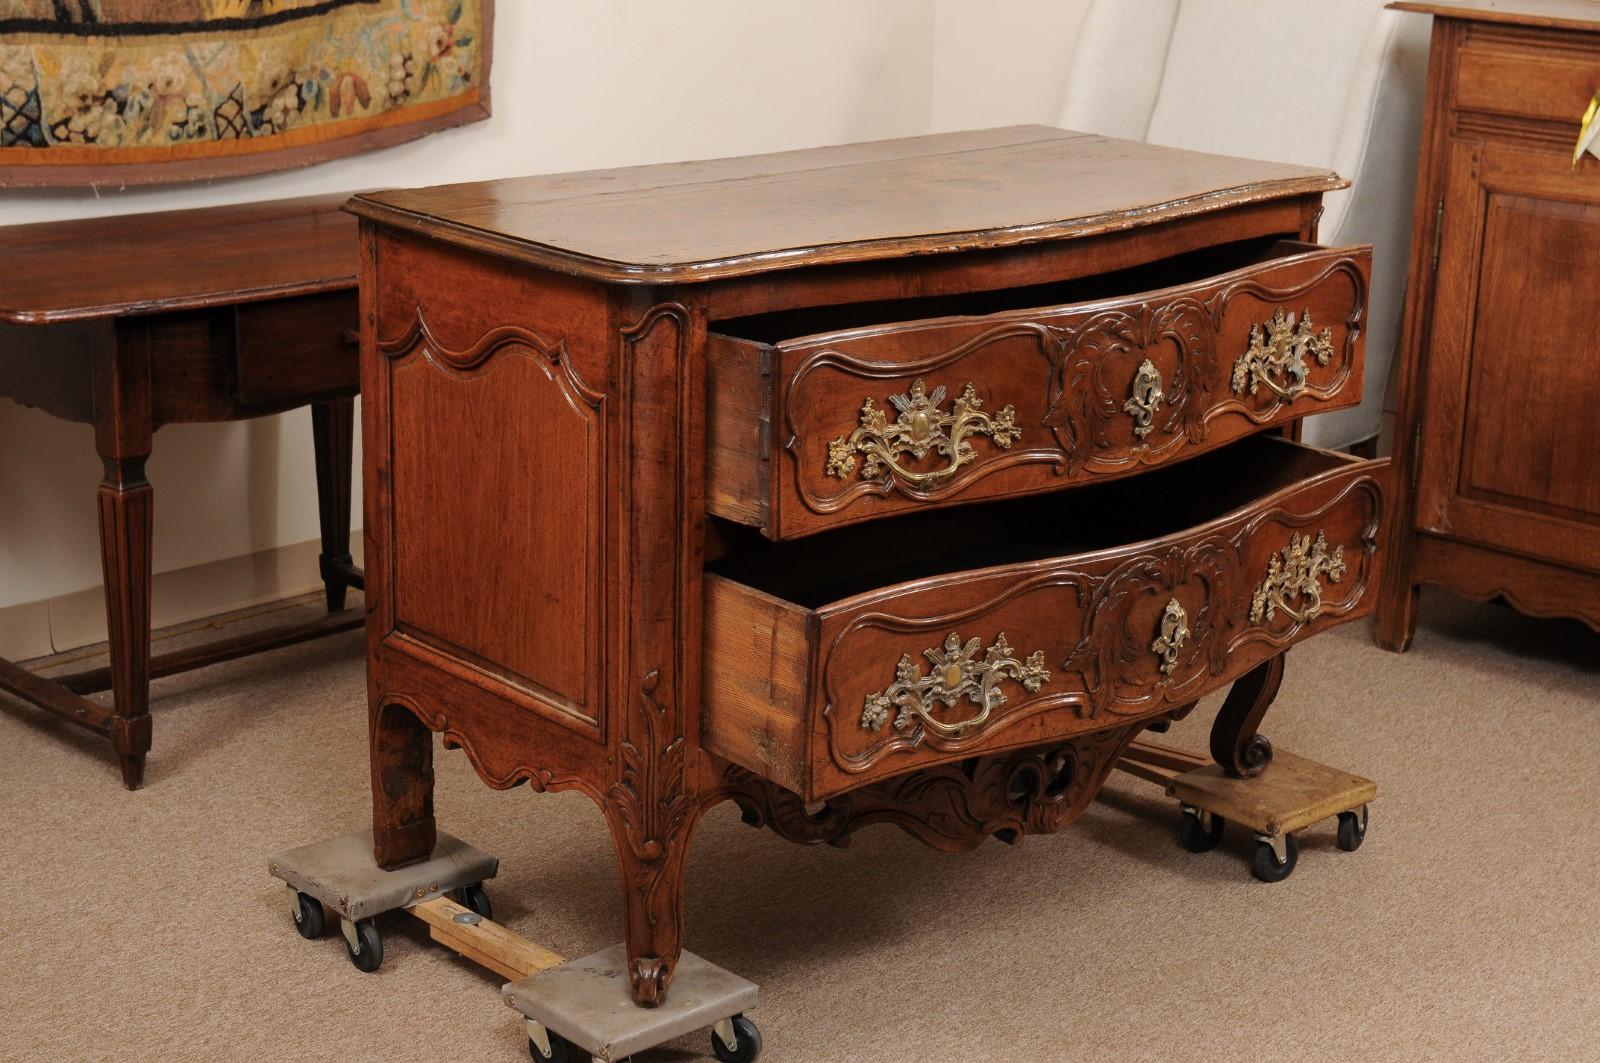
1415, 140, 1600, 571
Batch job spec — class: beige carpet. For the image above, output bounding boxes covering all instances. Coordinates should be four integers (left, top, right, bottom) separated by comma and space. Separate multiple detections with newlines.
2, 589, 1596, 1063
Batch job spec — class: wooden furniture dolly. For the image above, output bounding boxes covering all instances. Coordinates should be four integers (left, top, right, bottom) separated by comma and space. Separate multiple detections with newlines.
1377, 0, 1600, 648
0, 195, 364, 788
1118, 740, 1375, 882
343, 127, 1390, 1038
268, 831, 762, 1063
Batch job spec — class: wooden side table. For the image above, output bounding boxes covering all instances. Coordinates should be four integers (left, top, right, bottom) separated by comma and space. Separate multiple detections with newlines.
0, 194, 364, 789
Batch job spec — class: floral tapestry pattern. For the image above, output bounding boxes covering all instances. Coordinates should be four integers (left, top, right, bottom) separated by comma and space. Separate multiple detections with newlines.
0, 0, 491, 185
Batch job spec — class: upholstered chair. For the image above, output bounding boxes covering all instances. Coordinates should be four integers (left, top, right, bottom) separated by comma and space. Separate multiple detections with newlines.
1058, 0, 1433, 450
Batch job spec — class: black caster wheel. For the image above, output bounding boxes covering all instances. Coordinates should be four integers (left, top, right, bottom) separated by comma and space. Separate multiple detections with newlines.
457, 882, 493, 920
1177, 806, 1225, 853
712, 1014, 763, 1063
527, 1030, 579, 1063
1337, 805, 1369, 852
291, 891, 325, 940
1250, 834, 1300, 883
345, 919, 383, 973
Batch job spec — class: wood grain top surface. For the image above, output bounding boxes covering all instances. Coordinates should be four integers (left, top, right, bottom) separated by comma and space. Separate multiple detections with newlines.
1390, 0, 1600, 30
348, 126, 1344, 284
1, 193, 357, 325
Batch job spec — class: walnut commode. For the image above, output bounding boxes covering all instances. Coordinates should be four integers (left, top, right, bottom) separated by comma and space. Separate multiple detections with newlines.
311, 127, 1388, 1057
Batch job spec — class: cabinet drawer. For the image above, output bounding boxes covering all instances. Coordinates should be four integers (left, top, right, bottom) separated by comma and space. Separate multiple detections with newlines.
703, 436, 1388, 801
233, 291, 360, 407
1455, 27, 1600, 126
708, 240, 1370, 540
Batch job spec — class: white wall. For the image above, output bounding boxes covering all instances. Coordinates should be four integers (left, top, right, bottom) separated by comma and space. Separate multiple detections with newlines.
932, 0, 1094, 132
0, 0, 1090, 652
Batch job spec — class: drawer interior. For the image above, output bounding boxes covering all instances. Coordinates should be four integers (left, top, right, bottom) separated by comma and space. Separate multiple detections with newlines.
707, 435, 1359, 608
711, 237, 1314, 343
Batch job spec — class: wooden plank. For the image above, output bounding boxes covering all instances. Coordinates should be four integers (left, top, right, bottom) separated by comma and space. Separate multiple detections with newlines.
1122, 739, 1210, 773
1115, 758, 1180, 787
55, 609, 363, 696
1165, 750, 1377, 837
699, 575, 813, 795
1114, 740, 1211, 785
408, 897, 566, 980
705, 333, 769, 530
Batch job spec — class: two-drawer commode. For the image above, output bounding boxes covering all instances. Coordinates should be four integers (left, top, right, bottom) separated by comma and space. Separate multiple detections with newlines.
345, 126, 1388, 1011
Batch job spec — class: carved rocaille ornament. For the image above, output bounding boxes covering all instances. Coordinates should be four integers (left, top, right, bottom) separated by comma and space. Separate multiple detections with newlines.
1231, 307, 1335, 401
1049, 299, 1216, 472
826, 378, 1020, 488
860, 632, 1050, 737
1062, 537, 1237, 719
723, 719, 1157, 853
1251, 530, 1347, 625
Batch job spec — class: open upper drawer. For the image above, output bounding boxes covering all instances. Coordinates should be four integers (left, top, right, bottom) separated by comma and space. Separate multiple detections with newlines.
703, 436, 1389, 802
708, 239, 1371, 540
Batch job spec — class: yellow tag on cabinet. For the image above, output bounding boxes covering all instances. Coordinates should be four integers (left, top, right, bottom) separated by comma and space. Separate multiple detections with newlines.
1577, 93, 1600, 168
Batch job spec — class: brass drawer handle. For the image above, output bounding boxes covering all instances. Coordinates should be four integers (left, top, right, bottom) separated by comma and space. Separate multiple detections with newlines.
1150, 599, 1189, 675
860, 632, 1050, 738
1231, 308, 1334, 401
1123, 358, 1166, 439
1250, 530, 1348, 625
826, 379, 1020, 488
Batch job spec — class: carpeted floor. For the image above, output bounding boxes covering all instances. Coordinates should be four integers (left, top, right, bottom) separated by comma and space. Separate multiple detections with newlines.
2, 589, 1596, 1063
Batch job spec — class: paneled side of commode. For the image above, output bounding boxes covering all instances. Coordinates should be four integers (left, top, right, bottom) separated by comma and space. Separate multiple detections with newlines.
370, 231, 612, 734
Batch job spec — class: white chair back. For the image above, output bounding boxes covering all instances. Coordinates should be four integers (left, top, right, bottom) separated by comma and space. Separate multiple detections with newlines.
1145, 0, 1399, 237
1058, 0, 1433, 449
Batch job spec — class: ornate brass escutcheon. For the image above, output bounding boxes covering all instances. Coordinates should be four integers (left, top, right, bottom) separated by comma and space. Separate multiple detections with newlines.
1251, 530, 1348, 625
1231, 307, 1335, 401
1122, 358, 1166, 439
1150, 598, 1189, 675
826, 378, 1020, 488
860, 632, 1050, 738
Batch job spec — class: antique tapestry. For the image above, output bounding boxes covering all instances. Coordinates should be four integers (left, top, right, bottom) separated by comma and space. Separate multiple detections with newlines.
0, 0, 492, 186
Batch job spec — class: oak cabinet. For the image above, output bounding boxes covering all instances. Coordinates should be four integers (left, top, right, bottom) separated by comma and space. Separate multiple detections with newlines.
1380, 1, 1600, 645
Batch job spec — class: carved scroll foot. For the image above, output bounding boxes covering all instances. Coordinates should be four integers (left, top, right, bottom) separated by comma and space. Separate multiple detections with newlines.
602, 792, 704, 1008
630, 958, 668, 1007
1209, 653, 1286, 778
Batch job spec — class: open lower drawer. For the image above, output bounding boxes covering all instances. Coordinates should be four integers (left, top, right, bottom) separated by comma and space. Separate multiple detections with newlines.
708, 238, 1371, 540
703, 436, 1389, 801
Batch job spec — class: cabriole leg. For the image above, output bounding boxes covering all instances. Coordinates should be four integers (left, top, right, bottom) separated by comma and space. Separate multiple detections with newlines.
602, 796, 706, 1007
370, 698, 436, 868
1210, 652, 1286, 778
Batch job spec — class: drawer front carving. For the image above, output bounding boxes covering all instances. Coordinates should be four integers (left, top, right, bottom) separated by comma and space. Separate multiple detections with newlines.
702, 443, 1388, 801
819, 470, 1381, 793
710, 243, 1370, 539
